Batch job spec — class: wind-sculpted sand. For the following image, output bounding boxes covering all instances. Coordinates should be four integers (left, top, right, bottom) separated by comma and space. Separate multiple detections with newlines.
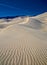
0, 47, 47, 65
0, 12, 47, 65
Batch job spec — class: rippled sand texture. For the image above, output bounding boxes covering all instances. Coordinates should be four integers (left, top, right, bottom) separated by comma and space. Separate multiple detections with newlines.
0, 47, 47, 65
0, 12, 47, 65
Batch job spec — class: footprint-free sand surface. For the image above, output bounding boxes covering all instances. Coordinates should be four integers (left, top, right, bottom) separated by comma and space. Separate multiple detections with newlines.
0, 12, 47, 65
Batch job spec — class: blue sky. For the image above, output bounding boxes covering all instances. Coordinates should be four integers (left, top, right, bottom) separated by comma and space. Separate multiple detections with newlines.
0, 0, 47, 17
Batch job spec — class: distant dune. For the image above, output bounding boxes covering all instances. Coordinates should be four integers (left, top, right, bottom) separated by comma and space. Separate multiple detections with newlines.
0, 12, 47, 65
33, 12, 47, 24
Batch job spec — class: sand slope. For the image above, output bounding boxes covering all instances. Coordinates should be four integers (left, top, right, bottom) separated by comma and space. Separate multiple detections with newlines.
0, 13, 47, 65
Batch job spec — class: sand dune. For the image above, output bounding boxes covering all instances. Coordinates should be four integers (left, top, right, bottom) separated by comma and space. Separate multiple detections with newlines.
0, 12, 47, 65
32, 12, 47, 32
33, 12, 47, 24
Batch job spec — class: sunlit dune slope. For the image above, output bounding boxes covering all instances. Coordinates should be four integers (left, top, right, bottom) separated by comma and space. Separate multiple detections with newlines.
33, 12, 47, 24
0, 13, 47, 65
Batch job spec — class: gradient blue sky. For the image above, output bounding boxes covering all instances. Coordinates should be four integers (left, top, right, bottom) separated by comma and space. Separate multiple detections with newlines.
0, 0, 47, 17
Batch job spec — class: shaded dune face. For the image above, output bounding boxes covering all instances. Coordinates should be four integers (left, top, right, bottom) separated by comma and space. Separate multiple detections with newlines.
21, 18, 43, 30
29, 18, 42, 29
0, 24, 6, 28
0, 13, 47, 65
33, 12, 47, 24
0, 24, 8, 29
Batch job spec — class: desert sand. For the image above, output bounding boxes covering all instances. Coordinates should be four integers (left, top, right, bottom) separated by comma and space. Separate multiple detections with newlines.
0, 12, 47, 65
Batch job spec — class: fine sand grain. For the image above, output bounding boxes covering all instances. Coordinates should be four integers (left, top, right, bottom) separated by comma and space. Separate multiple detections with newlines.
0, 13, 47, 65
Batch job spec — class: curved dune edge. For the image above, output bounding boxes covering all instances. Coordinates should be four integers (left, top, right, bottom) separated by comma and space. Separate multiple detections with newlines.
0, 13, 47, 65
0, 14, 47, 32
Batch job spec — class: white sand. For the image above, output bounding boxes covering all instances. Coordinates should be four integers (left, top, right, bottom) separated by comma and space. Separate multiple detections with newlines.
0, 12, 47, 65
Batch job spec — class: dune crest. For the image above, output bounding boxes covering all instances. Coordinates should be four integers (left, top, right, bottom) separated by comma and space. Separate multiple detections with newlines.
0, 13, 47, 65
